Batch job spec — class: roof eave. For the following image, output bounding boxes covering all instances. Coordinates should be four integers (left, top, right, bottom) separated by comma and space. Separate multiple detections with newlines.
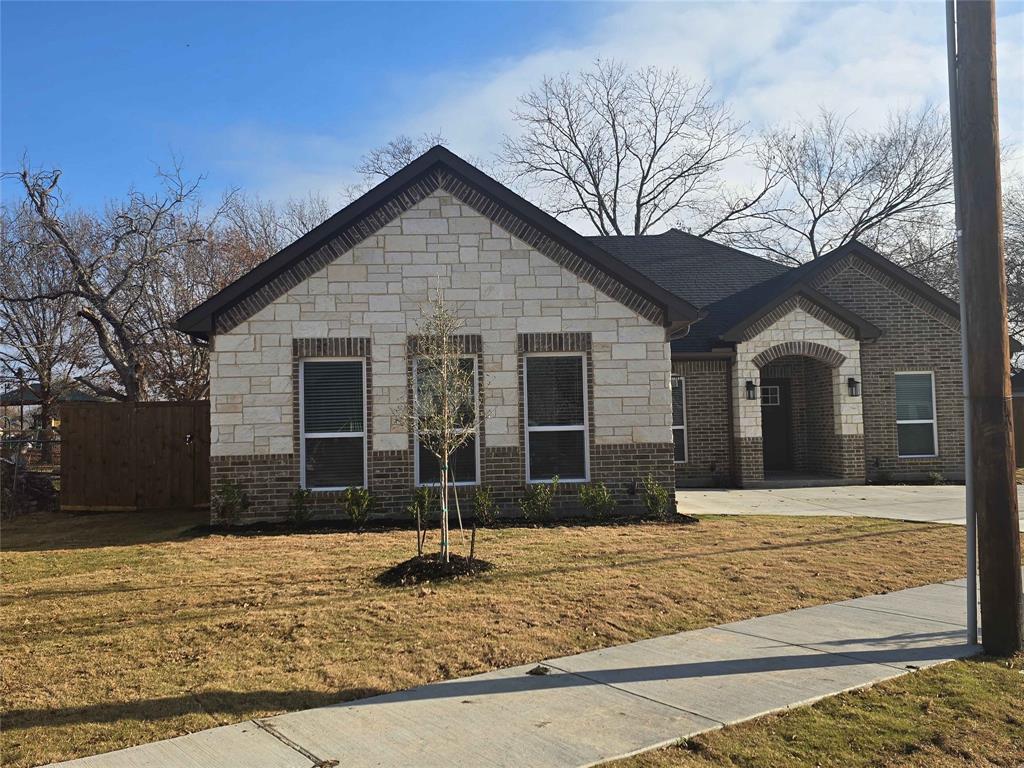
717, 285, 882, 344
176, 145, 700, 337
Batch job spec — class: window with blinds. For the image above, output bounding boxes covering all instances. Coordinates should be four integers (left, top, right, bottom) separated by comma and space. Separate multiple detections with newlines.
672, 376, 687, 463
300, 359, 366, 489
414, 357, 479, 485
895, 372, 937, 457
524, 354, 588, 482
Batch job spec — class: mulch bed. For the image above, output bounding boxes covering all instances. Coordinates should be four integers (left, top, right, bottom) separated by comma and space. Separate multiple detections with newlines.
375, 552, 494, 587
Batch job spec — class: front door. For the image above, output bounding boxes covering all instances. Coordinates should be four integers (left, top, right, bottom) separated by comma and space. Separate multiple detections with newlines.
761, 379, 792, 472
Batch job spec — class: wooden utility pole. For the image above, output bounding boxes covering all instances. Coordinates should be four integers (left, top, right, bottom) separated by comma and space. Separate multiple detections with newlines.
950, 0, 1023, 655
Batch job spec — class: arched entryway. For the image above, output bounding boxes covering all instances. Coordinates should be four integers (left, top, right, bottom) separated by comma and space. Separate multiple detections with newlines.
757, 354, 844, 477
734, 337, 865, 486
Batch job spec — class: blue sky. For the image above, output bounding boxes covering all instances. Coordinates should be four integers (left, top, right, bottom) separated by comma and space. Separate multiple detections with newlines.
3, 1, 1022, 213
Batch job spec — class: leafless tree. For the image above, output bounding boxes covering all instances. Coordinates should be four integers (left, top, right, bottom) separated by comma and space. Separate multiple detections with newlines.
1003, 176, 1024, 365
721, 106, 954, 264
0, 202, 95, 449
222, 191, 333, 260
501, 59, 769, 236
357, 132, 447, 181
397, 286, 481, 563
6, 161, 227, 401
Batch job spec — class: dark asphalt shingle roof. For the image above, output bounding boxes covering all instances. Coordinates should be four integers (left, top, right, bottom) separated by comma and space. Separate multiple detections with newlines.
588, 229, 789, 309
589, 229, 798, 353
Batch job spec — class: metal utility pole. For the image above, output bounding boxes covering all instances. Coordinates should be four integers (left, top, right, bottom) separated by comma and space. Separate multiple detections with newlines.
947, 0, 1023, 656
945, 0, 976, 646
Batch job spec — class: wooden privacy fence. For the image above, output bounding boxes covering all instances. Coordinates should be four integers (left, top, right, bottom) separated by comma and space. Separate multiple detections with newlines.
1014, 397, 1024, 469
60, 401, 210, 511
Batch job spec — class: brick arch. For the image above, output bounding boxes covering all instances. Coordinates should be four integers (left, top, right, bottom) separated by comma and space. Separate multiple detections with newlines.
751, 341, 846, 370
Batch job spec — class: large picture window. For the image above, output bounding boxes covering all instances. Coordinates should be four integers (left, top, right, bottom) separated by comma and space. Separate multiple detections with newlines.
895, 372, 938, 458
524, 354, 588, 482
672, 376, 687, 463
414, 356, 479, 486
300, 359, 366, 489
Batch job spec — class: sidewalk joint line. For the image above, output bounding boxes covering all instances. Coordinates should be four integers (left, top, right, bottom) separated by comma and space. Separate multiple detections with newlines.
252, 718, 326, 767
838, 602, 972, 629
543, 663, 727, 727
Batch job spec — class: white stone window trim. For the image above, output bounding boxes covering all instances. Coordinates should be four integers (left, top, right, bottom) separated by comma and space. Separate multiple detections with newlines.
672, 375, 688, 465
298, 356, 368, 491
895, 370, 939, 459
412, 355, 481, 487
523, 351, 590, 484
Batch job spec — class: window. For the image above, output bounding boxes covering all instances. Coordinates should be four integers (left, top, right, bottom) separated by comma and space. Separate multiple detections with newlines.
760, 385, 780, 406
414, 356, 479, 486
524, 354, 588, 482
672, 376, 687, 463
895, 372, 938, 457
300, 359, 366, 489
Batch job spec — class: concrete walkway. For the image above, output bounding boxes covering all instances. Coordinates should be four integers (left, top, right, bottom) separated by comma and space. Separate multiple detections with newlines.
677, 484, 1024, 530
51, 578, 983, 768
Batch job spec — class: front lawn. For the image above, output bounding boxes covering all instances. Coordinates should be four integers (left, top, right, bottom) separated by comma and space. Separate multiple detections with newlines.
612, 654, 1024, 768
2, 511, 970, 767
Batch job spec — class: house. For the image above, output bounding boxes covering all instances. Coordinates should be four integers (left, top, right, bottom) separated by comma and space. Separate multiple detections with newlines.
178, 147, 966, 522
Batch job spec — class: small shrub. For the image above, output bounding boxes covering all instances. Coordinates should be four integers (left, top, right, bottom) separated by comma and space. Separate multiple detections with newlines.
407, 486, 435, 525
472, 485, 499, 527
212, 481, 250, 524
579, 482, 616, 520
519, 475, 558, 523
641, 474, 671, 520
344, 487, 375, 529
927, 471, 946, 486
289, 487, 312, 524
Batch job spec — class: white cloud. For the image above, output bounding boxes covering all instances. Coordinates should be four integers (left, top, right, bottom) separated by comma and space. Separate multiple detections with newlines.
213, 1, 1024, 206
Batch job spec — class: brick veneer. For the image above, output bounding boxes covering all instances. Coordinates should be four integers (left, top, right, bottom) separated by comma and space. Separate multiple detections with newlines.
671, 359, 732, 487
212, 327, 674, 522
813, 257, 964, 481
670, 253, 963, 487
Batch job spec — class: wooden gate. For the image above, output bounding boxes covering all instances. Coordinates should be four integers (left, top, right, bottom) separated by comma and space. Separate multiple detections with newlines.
60, 401, 210, 511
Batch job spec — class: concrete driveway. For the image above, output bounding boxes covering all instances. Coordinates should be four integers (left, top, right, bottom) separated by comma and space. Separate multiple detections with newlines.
677, 484, 1024, 530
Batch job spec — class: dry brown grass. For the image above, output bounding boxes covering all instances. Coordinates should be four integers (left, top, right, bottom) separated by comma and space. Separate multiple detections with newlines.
612, 654, 1024, 768
2, 511, 971, 767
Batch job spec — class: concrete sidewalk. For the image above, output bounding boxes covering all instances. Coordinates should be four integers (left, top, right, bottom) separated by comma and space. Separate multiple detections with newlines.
50, 578, 984, 768
677, 484, 1024, 530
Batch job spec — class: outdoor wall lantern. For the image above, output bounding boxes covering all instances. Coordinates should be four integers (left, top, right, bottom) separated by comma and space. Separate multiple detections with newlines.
745, 380, 758, 400
847, 377, 861, 397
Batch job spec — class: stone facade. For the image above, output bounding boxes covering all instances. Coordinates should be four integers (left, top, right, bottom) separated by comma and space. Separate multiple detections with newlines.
209, 186, 675, 522
731, 307, 864, 485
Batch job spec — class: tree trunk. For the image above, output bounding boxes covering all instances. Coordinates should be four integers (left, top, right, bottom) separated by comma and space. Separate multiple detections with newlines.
37, 386, 54, 464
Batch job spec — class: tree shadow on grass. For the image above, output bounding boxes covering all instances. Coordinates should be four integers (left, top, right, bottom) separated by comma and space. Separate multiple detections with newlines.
3, 509, 209, 552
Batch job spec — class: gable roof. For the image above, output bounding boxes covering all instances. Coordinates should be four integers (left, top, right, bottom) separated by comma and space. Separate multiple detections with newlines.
718, 284, 881, 342
0, 383, 102, 406
177, 146, 699, 339
670, 239, 960, 355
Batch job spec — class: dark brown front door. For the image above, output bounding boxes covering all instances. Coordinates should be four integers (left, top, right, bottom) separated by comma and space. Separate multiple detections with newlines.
761, 379, 792, 472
